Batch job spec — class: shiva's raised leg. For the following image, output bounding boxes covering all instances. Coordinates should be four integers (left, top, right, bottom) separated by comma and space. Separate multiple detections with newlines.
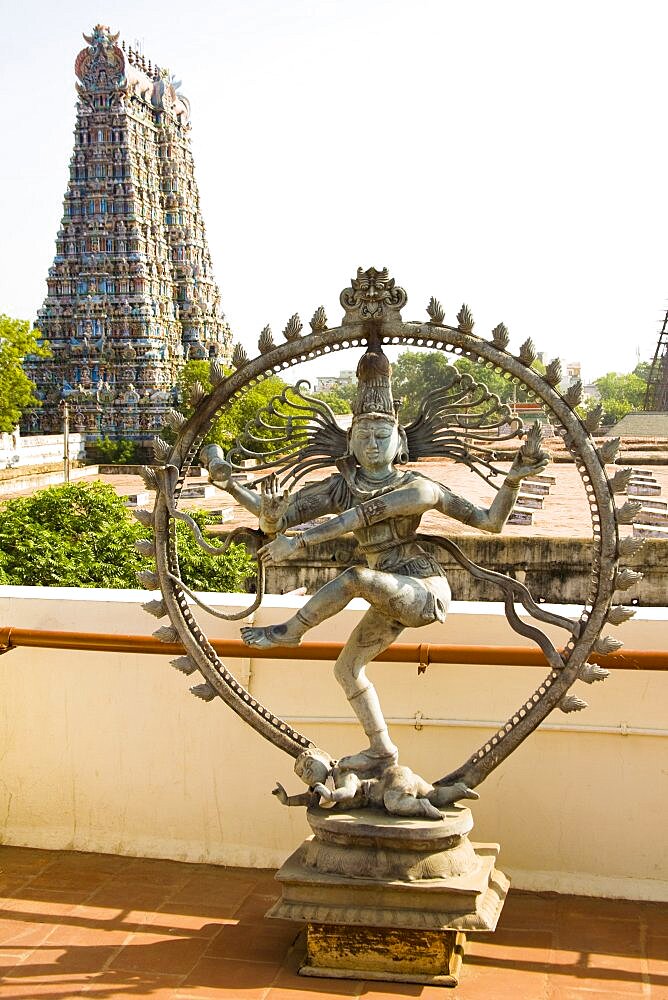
241, 566, 434, 648
240, 568, 447, 772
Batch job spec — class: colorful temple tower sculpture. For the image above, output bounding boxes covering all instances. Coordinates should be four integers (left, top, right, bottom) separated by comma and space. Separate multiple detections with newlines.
24, 26, 232, 441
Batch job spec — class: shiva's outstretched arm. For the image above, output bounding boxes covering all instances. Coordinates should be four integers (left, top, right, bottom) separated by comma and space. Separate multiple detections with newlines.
259, 478, 439, 563
436, 443, 549, 533
201, 445, 340, 534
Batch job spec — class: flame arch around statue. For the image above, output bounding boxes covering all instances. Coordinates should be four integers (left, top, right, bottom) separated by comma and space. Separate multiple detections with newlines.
138, 269, 641, 792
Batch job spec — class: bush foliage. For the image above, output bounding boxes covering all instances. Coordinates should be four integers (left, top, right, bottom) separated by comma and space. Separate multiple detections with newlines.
95, 436, 138, 465
589, 369, 648, 425
0, 482, 255, 592
172, 508, 257, 593
392, 352, 506, 422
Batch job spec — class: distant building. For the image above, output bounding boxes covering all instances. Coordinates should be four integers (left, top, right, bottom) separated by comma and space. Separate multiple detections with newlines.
559, 361, 599, 404
315, 370, 355, 394
315, 377, 340, 393
24, 25, 231, 442
582, 383, 601, 404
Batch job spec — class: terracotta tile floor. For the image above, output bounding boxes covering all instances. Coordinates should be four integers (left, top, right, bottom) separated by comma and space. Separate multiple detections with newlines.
0, 847, 665, 999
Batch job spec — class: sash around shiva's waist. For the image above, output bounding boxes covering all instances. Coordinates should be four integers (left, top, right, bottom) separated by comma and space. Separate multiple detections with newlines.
358, 539, 446, 578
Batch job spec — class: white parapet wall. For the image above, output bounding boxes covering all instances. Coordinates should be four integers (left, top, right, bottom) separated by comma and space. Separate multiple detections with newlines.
0, 429, 85, 470
0, 586, 666, 901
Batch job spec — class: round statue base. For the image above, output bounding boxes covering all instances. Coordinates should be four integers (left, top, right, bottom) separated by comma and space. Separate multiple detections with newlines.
266, 806, 509, 986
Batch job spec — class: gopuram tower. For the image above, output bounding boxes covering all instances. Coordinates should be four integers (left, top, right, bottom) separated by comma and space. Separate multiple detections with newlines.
24, 25, 232, 444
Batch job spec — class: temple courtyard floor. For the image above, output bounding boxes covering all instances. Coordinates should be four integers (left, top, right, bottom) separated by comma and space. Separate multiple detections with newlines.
3, 460, 667, 540
0, 847, 664, 999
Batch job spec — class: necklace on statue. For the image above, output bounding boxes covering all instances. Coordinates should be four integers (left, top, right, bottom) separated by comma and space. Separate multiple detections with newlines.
355, 468, 404, 496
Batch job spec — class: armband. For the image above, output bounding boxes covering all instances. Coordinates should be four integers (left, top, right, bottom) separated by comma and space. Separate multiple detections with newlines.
441, 489, 477, 525
358, 497, 389, 526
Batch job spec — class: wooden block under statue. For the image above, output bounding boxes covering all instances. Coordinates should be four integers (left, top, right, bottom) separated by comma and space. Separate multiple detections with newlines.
266, 805, 509, 987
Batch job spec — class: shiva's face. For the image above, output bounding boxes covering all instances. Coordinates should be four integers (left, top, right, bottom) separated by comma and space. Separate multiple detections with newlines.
350, 416, 399, 472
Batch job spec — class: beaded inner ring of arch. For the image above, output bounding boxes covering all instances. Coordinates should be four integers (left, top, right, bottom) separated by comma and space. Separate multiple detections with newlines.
140, 270, 640, 792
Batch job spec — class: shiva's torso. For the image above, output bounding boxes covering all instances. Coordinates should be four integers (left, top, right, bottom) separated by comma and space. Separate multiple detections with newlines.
289, 467, 445, 579
350, 470, 444, 578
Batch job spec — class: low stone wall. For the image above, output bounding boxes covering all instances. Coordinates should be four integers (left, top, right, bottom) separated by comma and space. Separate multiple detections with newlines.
1, 430, 85, 470
0, 587, 665, 900
550, 451, 668, 465
97, 464, 149, 475
97, 464, 207, 476
0, 465, 100, 497
259, 534, 665, 606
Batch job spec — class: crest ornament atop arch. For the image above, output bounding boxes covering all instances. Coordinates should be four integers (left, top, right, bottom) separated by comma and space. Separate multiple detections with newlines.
340, 267, 408, 325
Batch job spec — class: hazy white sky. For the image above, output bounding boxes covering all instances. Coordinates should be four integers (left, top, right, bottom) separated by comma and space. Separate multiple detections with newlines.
3, 0, 668, 382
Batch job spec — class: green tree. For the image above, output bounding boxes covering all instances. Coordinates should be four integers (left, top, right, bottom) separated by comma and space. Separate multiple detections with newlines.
0, 316, 50, 433
392, 350, 517, 421
311, 390, 351, 414
0, 482, 146, 587
173, 508, 256, 592
95, 436, 138, 464
0, 482, 254, 591
335, 380, 358, 407
592, 371, 647, 425
175, 360, 291, 453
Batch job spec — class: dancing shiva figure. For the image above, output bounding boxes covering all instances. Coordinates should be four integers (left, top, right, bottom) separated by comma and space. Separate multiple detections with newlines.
201, 345, 547, 784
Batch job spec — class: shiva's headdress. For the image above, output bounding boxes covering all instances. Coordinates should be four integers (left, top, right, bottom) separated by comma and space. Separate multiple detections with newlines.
352, 345, 397, 423
225, 344, 522, 489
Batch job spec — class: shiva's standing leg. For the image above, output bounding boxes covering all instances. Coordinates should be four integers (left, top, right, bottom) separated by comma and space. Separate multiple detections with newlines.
332, 607, 405, 773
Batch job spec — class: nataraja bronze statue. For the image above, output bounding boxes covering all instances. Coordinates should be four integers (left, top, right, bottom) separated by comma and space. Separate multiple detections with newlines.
136, 268, 642, 809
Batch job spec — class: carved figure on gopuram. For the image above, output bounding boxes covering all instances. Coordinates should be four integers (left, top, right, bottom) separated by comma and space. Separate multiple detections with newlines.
23, 25, 232, 447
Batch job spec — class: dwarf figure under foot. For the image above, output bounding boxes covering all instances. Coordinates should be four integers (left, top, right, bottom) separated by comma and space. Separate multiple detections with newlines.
273, 748, 478, 821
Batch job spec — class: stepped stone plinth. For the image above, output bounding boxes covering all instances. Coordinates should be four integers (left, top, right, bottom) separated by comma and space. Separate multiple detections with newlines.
518, 481, 550, 495
526, 473, 556, 484
637, 509, 668, 527
268, 806, 508, 986
633, 524, 668, 539
180, 484, 217, 499
638, 498, 667, 510
208, 507, 235, 523
124, 491, 149, 506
